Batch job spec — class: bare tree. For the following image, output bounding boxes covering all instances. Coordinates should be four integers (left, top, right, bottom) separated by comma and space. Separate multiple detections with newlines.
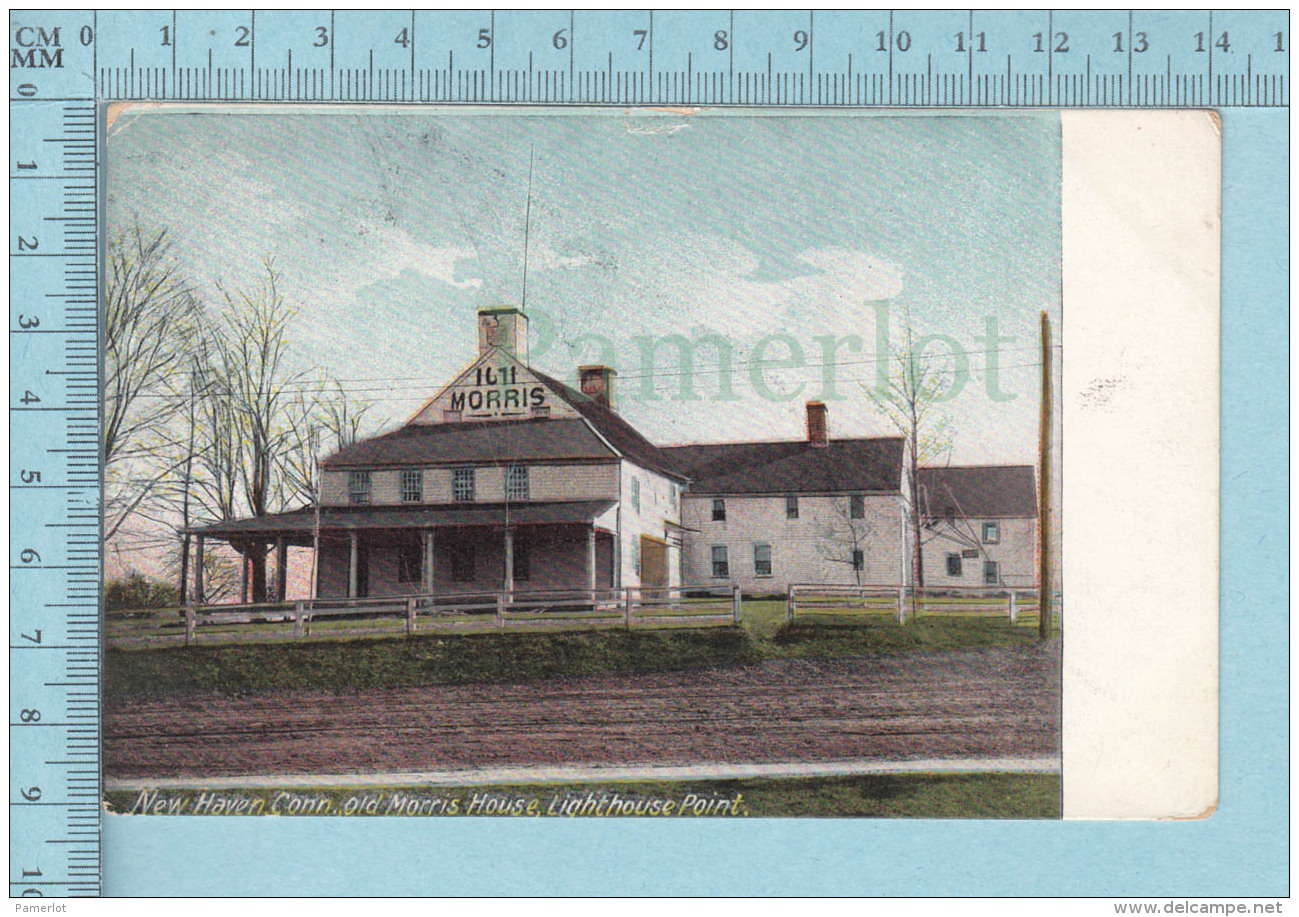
814, 498, 877, 586
867, 310, 956, 594
207, 259, 306, 603
103, 224, 201, 541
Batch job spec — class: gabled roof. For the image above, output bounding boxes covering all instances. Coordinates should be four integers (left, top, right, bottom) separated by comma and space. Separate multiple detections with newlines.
919, 465, 1038, 519
322, 418, 615, 468
661, 437, 905, 495
531, 370, 686, 480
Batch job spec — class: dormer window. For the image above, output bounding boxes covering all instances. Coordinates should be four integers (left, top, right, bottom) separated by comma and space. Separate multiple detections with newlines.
505, 465, 529, 501
400, 469, 423, 503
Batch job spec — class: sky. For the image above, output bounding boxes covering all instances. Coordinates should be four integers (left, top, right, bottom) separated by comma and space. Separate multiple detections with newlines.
106, 105, 1061, 462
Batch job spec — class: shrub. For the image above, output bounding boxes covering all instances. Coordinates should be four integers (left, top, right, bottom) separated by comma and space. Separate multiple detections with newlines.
105, 572, 179, 611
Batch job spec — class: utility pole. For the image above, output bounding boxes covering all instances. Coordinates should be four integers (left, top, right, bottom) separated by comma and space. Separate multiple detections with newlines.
1038, 311, 1053, 640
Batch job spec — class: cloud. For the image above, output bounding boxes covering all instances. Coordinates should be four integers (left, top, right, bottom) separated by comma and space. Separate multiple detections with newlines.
354, 221, 482, 289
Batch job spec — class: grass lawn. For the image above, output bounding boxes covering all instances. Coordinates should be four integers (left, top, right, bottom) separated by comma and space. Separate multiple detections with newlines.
106, 597, 1057, 696
103, 771, 1060, 819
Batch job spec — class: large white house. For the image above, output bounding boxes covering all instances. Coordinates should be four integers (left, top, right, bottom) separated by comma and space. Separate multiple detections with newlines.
193, 307, 1037, 601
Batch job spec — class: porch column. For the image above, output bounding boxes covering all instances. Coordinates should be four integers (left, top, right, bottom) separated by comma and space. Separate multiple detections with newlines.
275, 537, 288, 602
503, 528, 514, 599
239, 548, 249, 603
421, 528, 435, 594
194, 535, 205, 605
348, 530, 359, 599
587, 527, 597, 593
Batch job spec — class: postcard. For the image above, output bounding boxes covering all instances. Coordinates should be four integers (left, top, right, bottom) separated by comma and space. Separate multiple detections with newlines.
97, 106, 1216, 837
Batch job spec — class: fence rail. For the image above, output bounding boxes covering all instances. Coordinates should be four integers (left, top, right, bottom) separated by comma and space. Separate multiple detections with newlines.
107, 586, 742, 648
785, 583, 1062, 625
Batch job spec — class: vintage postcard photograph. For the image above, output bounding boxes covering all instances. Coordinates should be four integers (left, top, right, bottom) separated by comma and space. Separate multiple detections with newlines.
101, 106, 1069, 821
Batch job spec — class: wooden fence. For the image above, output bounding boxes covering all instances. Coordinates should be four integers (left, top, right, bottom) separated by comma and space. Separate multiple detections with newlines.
107, 586, 741, 648
785, 583, 1062, 625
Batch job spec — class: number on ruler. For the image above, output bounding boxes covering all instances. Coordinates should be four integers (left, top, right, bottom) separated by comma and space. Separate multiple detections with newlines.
21, 629, 42, 643
235, 25, 250, 48
633, 30, 647, 51
476, 28, 491, 49
314, 26, 329, 48
956, 32, 987, 53
877, 31, 911, 52
713, 30, 728, 51
1115, 32, 1150, 53
15, 160, 36, 170
1034, 32, 1069, 53
160, 25, 171, 46
17, 315, 39, 329
19, 390, 40, 405
20, 787, 42, 802
17, 236, 38, 251
395, 27, 410, 48
19, 548, 41, 563
20, 469, 41, 482
1195, 31, 1230, 53
19, 709, 41, 722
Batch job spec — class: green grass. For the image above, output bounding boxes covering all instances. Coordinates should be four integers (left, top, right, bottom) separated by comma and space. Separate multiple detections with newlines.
103, 771, 1060, 819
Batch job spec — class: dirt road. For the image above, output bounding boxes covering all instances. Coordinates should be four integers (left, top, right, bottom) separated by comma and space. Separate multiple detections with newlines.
104, 644, 1059, 779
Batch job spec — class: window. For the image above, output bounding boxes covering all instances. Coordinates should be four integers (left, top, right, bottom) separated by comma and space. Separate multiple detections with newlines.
712, 498, 726, 522
754, 543, 772, 577
670, 484, 678, 510
711, 545, 729, 578
513, 539, 530, 582
785, 495, 799, 520
450, 547, 475, 583
946, 553, 963, 577
852, 549, 864, 572
348, 470, 372, 505
400, 469, 423, 503
850, 495, 865, 519
983, 560, 1000, 585
631, 477, 640, 514
453, 467, 475, 502
505, 465, 529, 501
631, 538, 641, 577
982, 522, 1000, 544
397, 541, 422, 584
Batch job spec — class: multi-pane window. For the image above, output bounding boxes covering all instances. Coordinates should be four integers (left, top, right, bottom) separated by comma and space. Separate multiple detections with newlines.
348, 470, 372, 505
452, 467, 475, 502
712, 498, 726, 522
711, 545, 729, 578
850, 495, 865, 519
785, 495, 799, 520
852, 549, 864, 572
631, 477, 640, 514
631, 538, 641, 577
983, 560, 1000, 585
450, 547, 475, 582
754, 543, 772, 577
400, 469, 423, 503
397, 541, 421, 583
505, 464, 529, 501
670, 484, 678, 511
982, 522, 1000, 544
946, 553, 963, 577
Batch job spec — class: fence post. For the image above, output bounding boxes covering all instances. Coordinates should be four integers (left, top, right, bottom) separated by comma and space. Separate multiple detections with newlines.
184, 605, 195, 646
496, 593, 505, 630
293, 601, 304, 638
732, 585, 741, 625
896, 587, 906, 625
1008, 591, 1018, 624
406, 598, 417, 636
624, 588, 633, 630
786, 585, 795, 623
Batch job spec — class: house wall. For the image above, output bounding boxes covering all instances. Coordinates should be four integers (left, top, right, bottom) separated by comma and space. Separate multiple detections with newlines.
314, 526, 612, 599
680, 493, 906, 593
618, 462, 683, 589
319, 462, 619, 506
920, 516, 1037, 589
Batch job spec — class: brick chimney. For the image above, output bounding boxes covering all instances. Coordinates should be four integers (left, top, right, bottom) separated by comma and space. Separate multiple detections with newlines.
806, 400, 828, 448
578, 365, 617, 409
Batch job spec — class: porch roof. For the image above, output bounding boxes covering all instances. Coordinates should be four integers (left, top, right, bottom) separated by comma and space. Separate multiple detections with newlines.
191, 499, 616, 541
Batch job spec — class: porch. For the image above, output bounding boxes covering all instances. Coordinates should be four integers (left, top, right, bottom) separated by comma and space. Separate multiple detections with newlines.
190, 500, 617, 604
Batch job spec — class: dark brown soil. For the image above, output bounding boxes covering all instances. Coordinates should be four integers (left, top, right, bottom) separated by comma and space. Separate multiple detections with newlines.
104, 644, 1060, 779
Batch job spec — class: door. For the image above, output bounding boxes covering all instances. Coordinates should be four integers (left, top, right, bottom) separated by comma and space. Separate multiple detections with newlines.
641, 536, 667, 589
356, 544, 371, 598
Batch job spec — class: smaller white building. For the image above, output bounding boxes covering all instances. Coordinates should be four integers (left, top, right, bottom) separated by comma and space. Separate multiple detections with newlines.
917, 465, 1039, 589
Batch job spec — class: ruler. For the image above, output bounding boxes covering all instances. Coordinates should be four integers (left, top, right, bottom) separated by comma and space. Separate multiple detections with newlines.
6, 7, 1289, 900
